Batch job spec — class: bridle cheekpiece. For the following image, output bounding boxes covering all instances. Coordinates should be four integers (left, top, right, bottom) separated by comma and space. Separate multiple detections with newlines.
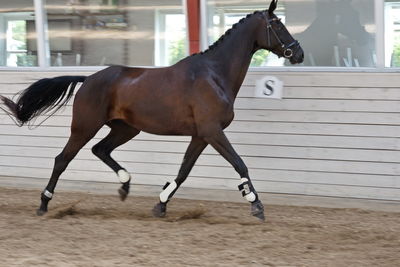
265, 12, 300, 59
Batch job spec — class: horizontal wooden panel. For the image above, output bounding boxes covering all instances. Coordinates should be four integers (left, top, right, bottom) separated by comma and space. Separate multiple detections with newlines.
4, 168, 397, 191
228, 121, 400, 137
2, 168, 399, 201
1, 121, 399, 141
1, 130, 398, 151
2, 97, 399, 113
1, 152, 399, 176
2, 70, 400, 88
6, 84, 399, 102
0, 72, 94, 84
243, 72, 400, 88
3, 108, 400, 128
2, 110, 400, 131
3, 72, 400, 100
234, 110, 400, 125
1, 146, 400, 188
1, 161, 399, 190
1, 138, 399, 163
0, 145, 394, 185
6, 70, 399, 88
235, 98, 400, 112
0, 82, 84, 93
238, 85, 400, 100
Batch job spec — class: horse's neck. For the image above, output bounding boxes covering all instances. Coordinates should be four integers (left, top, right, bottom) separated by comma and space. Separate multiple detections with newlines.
204, 20, 258, 98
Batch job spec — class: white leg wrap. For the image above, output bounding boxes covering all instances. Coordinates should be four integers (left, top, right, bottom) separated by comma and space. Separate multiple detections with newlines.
44, 190, 53, 199
160, 181, 177, 203
239, 178, 256, 202
244, 192, 256, 202
117, 169, 131, 183
240, 178, 249, 184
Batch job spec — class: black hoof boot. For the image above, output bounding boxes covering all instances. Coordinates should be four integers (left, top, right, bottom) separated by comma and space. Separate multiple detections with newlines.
37, 192, 51, 216
152, 202, 167, 218
251, 200, 265, 222
118, 180, 130, 201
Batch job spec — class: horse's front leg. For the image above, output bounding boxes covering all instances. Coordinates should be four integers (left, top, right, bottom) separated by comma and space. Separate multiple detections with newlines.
204, 131, 265, 221
152, 137, 207, 217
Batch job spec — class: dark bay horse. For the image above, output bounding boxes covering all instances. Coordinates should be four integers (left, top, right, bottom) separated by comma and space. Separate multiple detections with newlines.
0, 0, 303, 221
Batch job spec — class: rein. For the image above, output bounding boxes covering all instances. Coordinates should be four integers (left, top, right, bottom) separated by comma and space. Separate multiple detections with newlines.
265, 13, 300, 58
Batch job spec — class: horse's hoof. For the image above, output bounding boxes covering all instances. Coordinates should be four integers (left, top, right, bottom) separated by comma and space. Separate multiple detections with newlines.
253, 211, 265, 222
118, 188, 128, 201
152, 202, 167, 218
251, 200, 265, 222
36, 209, 47, 216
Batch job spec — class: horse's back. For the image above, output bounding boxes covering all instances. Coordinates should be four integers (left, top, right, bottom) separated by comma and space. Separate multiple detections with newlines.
71, 61, 228, 136
93, 64, 198, 135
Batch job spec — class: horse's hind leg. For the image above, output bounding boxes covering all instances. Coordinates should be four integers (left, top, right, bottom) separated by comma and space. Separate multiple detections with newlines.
37, 121, 103, 215
91, 120, 140, 200
153, 137, 207, 217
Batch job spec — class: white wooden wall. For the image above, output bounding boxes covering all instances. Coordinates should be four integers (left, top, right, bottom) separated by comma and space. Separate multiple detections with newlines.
0, 70, 399, 200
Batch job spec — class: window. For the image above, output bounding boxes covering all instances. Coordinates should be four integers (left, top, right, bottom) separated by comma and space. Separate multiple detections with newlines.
0, 1, 37, 66
205, 0, 376, 67
385, 1, 400, 67
44, 0, 188, 66
1, 0, 398, 69
155, 11, 188, 66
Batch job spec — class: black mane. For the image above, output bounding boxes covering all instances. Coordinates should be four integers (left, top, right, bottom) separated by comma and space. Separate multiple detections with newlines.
196, 11, 264, 55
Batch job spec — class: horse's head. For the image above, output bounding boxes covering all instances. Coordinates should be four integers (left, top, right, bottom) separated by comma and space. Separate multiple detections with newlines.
256, 0, 304, 64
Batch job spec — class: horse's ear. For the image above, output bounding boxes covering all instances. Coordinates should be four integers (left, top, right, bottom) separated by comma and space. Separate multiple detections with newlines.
268, 0, 278, 14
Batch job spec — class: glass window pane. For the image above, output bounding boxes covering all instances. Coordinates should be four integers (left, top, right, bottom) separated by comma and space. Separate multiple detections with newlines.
0, 0, 37, 67
45, 0, 188, 67
206, 0, 376, 67
384, 1, 400, 67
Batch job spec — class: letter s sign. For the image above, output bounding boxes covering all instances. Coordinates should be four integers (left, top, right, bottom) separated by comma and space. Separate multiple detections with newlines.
264, 79, 275, 96
255, 76, 283, 99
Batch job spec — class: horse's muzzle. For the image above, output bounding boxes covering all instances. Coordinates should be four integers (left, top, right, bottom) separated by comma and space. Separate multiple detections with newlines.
290, 46, 304, 64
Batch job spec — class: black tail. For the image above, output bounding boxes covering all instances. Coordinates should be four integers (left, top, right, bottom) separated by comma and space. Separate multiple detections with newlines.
0, 76, 87, 126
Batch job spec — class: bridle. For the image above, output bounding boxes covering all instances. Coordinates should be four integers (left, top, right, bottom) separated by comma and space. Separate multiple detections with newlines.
265, 13, 300, 59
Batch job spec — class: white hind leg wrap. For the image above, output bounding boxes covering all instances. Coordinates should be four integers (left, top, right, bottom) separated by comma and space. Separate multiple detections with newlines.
238, 178, 256, 202
159, 181, 177, 203
117, 169, 131, 183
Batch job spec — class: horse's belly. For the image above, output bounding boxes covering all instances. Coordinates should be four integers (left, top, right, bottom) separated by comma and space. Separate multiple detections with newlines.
122, 109, 197, 136
140, 120, 197, 136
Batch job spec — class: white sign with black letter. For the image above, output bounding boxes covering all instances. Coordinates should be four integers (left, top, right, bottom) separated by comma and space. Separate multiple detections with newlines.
255, 76, 283, 99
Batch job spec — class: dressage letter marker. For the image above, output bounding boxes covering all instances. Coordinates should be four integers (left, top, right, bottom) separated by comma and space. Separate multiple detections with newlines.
255, 76, 283, 99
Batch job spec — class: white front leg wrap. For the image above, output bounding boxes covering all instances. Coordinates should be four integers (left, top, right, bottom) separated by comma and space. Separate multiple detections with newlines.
44, 190, 53, 199
159, 181, 177, 203
239, 178, 256, 202
117, 169, 131, 183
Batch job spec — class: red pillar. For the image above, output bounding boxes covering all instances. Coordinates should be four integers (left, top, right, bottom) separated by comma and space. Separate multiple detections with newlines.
186, 0, 201, 54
